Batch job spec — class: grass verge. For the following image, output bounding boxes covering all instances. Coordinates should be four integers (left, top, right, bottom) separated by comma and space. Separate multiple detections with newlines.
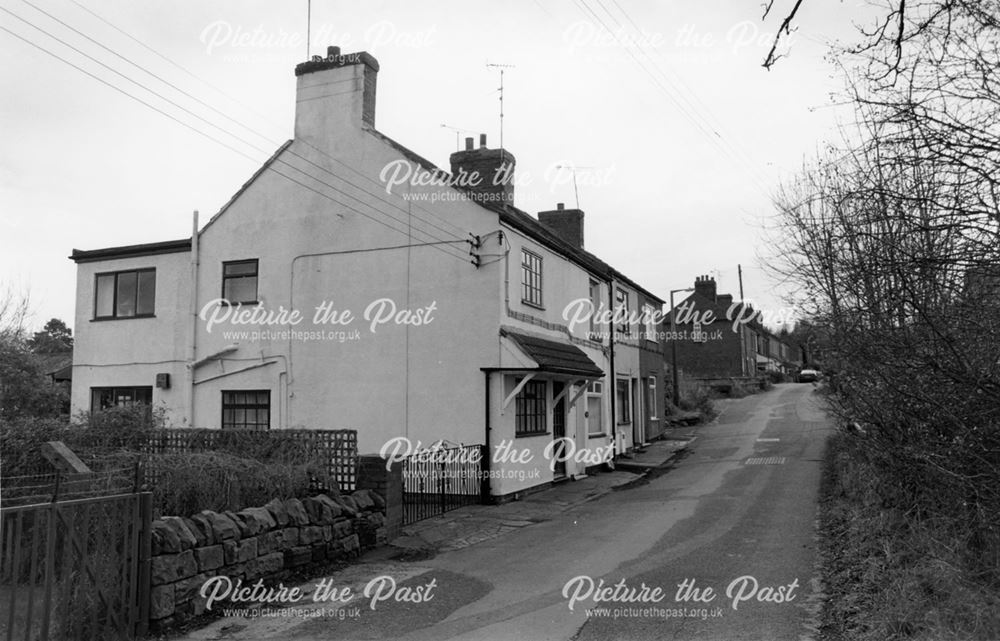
818, 432, 1000, 641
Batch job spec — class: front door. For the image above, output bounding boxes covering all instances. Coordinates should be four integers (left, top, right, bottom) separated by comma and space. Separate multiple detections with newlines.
552, 381, 567, 478
633, 377, 643, 447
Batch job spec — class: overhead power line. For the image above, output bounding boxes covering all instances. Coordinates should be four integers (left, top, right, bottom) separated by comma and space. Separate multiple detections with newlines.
572, 0, 777, 200
68, 0, 489, 243
598, 0, 773, 187
2, 4, 477, 263
21, 1, 471, 249
0, 23, 473, 264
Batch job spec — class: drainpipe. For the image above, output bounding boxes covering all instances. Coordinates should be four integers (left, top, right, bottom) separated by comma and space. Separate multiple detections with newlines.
189, 210, 200, 428
607, 275, 616, 458
483, 371, 492, 504
501, 231, 509, 312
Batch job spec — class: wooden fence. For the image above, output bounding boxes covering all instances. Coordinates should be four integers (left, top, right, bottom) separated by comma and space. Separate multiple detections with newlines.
0, 492, 152, 640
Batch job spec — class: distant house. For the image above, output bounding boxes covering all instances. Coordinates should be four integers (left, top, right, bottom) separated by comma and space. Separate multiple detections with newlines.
35, 351, 73, 414
667, 275, 798, 379
751, 330, 799, 375
37, 352, 73, 385
68, 46, 668, 500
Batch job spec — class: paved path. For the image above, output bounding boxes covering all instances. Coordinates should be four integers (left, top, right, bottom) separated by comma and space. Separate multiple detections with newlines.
181, 383, 831, 641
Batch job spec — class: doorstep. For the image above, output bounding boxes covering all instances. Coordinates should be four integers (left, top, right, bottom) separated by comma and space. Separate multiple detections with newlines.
614, 435, 695, 474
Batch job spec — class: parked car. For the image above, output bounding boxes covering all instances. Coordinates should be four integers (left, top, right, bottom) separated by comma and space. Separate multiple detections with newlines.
797, 369, 820, 383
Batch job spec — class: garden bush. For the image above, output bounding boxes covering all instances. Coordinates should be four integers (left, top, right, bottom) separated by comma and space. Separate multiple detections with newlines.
0, 415, 72, 474
1, 406, 338, 516
677, 383, 716, 419
147, 451, 331, 517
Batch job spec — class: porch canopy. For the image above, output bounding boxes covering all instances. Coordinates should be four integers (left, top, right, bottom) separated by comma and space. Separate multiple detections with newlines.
500, 329, 603, 377
489, 328, 605, 412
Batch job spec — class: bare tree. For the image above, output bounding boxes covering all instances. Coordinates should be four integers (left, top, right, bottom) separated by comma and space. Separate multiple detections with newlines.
0, 283, 31, 341
766, 5, 1000, 634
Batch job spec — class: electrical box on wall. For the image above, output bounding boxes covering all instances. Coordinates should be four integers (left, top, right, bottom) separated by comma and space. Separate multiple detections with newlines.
155, 373, 171, 389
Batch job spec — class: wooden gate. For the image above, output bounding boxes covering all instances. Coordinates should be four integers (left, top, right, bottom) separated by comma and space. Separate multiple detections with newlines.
0, 492, 152, 641
402, 444, 486, 526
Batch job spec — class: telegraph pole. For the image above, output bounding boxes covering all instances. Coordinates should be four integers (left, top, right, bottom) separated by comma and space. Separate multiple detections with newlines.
738, 264, 746, 376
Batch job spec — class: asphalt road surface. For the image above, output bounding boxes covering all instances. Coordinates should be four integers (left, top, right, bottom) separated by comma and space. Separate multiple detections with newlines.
186, 383, 833, 641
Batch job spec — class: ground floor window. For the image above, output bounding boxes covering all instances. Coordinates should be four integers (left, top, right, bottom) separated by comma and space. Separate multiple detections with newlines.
587, 380, 604, 436
515, 379, 547, 436
222, 390, 270, 430
616, 379, 631, 424
90, 386, 152, 413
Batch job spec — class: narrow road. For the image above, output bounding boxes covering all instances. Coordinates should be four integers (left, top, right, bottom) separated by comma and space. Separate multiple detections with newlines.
186, 383, 832, 641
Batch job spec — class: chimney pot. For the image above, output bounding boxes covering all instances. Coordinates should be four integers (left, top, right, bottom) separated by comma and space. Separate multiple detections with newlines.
465, 137, 474, 151
327, 45, 341, 57
479, 133, 487, 148
557, 202, 565, 210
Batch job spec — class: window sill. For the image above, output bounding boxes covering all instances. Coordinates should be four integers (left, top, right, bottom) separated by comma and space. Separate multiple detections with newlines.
91, 315, 156, 322
520, 300, 545, 311
515, 431, 550, 439
588, 432, 608, 439
220, 300, 260, 307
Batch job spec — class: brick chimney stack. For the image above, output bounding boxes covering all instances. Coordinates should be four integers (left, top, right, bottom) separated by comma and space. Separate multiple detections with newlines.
538, 202, 585, 248
694, 275, 717, 301
448, 134, 516, 207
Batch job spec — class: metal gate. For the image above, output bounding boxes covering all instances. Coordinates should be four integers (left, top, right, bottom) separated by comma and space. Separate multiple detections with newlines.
402, 444, 486, 525
0, 492, 152, 641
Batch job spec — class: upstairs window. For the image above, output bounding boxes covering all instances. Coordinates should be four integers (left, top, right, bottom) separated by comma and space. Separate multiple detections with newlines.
222, 260, 259, 305
616, 288, 630, 337
521, 249, 543, 308
693, 321, 708, 342
643, 304, 658, 340
94, 269, 155, 319
589, 280, 600, 335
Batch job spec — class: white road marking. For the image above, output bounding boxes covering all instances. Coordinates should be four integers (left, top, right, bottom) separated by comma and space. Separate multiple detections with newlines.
745, 456, 787, 465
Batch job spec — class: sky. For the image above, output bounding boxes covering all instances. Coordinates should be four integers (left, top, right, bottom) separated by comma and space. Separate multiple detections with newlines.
0, 0, 874, 334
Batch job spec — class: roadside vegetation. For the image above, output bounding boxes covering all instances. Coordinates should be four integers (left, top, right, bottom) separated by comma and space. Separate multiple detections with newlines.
665, 380, 717, 426
819, 432, 1000, 641
0, 406, 334, 517
766, 3, 1000, 638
